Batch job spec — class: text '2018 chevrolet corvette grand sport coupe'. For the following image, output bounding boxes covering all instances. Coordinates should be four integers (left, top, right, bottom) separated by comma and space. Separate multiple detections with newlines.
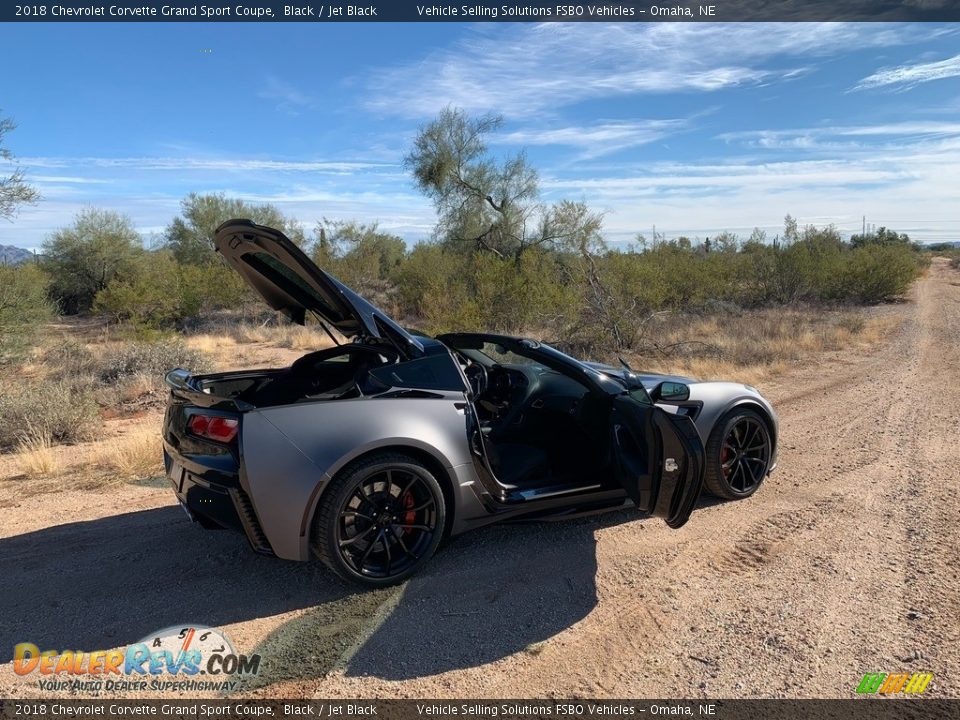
163, 219, 779, 586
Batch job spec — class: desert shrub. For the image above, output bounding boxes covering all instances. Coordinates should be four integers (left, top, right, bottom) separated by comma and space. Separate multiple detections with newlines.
44, 339, 99, 378
42, 208, 145, 314
0, 380, 100, 450
93, 426, 163, 479
395, 243, 481, 332
837, 314, 866, 334
0, 263, 54, 364
16, 430, 60, 478
97, 340, 213, 385
94, 251, 248, 330
839, 244, 920, 303
468, 250, 575, 334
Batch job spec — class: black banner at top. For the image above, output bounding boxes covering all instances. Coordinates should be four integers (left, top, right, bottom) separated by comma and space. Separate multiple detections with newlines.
3, 0, 960, 23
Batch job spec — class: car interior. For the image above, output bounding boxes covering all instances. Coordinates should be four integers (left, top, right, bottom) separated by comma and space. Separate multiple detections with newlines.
451, 341, 613, 498
233, 343, 400, 407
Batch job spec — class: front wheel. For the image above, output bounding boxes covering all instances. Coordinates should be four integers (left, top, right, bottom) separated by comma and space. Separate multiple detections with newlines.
312, 452, 446, 587
703, 409, 772, 500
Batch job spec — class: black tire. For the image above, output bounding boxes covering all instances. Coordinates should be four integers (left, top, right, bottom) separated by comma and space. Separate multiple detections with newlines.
312, 452, 446, 587
703, 408, 772, 500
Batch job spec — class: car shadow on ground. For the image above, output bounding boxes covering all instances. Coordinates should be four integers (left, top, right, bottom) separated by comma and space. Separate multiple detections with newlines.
345, 512, 630, 681
0, 506, 355, 664
0, 502, 672, 686
240, 509, 640, 688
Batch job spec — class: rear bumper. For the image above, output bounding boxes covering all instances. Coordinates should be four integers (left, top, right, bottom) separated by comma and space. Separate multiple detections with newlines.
163, 444, 274, 555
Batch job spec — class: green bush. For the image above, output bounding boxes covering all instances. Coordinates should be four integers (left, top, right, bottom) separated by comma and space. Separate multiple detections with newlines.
0, 263, 54, 364
42, 208, 145, 314
0, 380, 99, 450
840, 244, 921, 303
395, 244, 481, 332
94, 251, 249, 329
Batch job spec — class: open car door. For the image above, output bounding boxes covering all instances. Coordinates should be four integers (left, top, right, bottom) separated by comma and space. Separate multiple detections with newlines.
439, 333, 705, 527
611, 395, 706, 528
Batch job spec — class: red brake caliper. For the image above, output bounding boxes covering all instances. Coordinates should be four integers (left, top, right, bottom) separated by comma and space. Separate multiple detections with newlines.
401, 491, 416, 533
720, 446, 731, 478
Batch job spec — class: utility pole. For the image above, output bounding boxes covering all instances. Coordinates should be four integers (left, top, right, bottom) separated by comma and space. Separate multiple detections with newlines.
863, 215, 866, 238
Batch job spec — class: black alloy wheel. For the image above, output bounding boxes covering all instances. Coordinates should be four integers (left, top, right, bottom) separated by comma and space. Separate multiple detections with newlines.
703, 409, 771, 500
313, 452, 445, 586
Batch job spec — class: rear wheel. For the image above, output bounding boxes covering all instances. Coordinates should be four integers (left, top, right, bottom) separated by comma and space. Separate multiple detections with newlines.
312, 452, 445, 587
703, 409, 771, 500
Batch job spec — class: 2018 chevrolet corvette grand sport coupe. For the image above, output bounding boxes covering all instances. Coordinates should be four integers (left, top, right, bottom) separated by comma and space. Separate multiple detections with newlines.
163, 220, 779, 586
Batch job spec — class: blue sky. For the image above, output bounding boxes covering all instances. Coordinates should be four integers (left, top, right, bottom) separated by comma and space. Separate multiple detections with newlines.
1, 21, 959, 250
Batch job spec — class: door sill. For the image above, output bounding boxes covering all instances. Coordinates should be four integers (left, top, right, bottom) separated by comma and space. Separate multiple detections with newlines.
513, 483, 603, 501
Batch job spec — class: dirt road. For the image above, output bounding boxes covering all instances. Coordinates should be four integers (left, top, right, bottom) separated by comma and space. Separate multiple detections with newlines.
2, 259, 958, 699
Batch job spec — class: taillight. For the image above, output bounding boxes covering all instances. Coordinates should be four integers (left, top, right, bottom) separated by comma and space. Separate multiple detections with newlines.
187, 413, 239, 443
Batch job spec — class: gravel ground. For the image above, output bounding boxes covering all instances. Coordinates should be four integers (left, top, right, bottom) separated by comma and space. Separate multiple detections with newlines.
1, 259, 957, 700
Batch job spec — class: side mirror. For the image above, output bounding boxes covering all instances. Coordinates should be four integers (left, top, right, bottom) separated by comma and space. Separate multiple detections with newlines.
655, 381, 690, 402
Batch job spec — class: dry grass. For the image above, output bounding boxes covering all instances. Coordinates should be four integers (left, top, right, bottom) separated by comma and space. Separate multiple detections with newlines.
89, 425, 163, 481
191, 322, 339, 348
183, 322, 337, 370
632, 308, 900, 387
229, 323, 274, 344
185, 333, 238, 354
204, 320, 340, 349
15, 431, 61, 478
116, 372, 160, 403
274, 325, 336, 350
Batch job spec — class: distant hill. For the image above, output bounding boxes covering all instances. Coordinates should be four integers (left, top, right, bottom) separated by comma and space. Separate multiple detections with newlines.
0, 244, 35, 265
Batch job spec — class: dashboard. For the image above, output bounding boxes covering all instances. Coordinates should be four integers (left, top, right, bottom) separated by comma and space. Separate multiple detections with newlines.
473, 362, 589, 428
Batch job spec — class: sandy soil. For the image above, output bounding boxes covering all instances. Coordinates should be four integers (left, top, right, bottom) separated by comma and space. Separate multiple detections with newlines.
1, 259, 957, 699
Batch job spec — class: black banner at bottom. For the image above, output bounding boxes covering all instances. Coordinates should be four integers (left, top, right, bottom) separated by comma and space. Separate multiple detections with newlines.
1, 699, 957, 720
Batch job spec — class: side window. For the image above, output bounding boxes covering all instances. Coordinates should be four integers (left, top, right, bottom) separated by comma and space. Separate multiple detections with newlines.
629, 387, 654, 406
369, 354, 467, 392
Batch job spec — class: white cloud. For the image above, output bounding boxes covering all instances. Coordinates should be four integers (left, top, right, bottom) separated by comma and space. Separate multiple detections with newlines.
365, 23, 932, 118
855, 53, 960, 90
31, 175, 113, 184
718, 121, 960, 151
538, 131, 960, 243
258, 75, 314, 115
496, 119, 691, 158
16, 156, 392, 174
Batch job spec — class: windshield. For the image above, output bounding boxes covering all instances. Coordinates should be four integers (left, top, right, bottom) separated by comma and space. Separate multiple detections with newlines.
466, 341, 543, 366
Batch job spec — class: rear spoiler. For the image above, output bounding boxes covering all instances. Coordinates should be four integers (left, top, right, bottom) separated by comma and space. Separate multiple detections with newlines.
164, 368, 255, 412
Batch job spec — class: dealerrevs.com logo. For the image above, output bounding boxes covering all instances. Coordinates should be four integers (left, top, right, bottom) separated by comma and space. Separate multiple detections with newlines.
856, 672, 934, 695
13, 625, 261, 693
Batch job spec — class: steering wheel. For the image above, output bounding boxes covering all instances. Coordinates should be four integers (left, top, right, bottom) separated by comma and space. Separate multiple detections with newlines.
464, 362, 488, 398
486, 365, 515, 404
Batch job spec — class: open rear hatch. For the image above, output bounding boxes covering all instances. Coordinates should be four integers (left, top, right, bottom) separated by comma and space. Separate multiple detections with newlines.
214, 219, 423, 359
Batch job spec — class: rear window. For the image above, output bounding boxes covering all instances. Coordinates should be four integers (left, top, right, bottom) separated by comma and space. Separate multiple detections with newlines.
369, 354, 466, 392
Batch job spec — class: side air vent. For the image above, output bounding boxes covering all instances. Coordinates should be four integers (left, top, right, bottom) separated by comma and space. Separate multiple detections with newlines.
231, 489, 273, 555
